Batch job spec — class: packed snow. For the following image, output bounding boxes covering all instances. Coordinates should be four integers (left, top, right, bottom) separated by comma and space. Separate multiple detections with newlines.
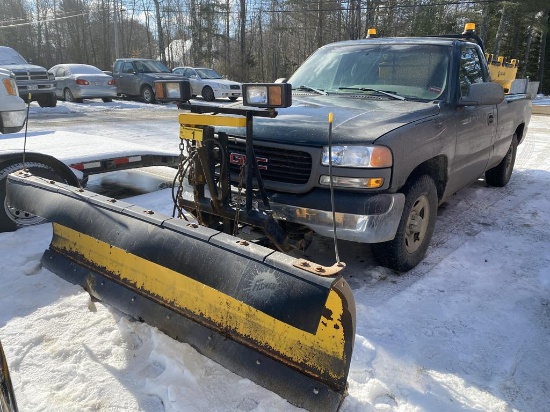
1, 100, 549, 412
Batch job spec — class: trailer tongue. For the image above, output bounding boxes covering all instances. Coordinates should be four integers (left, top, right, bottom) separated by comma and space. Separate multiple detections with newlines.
5, 88, 356, 411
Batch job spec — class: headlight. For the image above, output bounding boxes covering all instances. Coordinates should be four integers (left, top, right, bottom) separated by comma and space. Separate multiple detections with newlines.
218, 83, 229, 89
322, 145, 392, 168
2, 78, 18, 96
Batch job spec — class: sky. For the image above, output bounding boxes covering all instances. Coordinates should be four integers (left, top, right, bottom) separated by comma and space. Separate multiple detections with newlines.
1, 98, 549, 412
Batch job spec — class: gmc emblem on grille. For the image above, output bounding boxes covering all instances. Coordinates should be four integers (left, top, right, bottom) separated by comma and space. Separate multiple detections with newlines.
229, 153, 268, 170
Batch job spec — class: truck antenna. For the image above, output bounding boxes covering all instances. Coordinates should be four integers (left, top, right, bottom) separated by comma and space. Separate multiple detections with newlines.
22, 93, 31, 170
327, 112, 344, 267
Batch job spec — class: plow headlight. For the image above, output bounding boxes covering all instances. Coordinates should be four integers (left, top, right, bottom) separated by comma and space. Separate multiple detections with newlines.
154, 79, 192, 102
242, 83, 292, 108
322, 145, 393, 168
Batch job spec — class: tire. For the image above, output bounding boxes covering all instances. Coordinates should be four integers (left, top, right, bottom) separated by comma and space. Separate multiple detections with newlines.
0, 161, 71, 232
228, 96, 238, 101
64, 88, 75, 102
37, 93, 57, 108
141, 85, 156, 103
485, 134, 518, 187
372, 175, 438, 272
202, 86, 215, 102
102, 97, 113, 102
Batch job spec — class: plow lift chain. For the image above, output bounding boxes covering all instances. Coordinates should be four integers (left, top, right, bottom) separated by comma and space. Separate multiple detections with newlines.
177, 104, 310, 253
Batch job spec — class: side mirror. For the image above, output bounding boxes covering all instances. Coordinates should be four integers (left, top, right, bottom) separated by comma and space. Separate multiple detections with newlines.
459, 82, 504, 106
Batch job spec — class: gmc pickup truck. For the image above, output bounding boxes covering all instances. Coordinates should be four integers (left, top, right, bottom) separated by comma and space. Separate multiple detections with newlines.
198, 31, 532, 272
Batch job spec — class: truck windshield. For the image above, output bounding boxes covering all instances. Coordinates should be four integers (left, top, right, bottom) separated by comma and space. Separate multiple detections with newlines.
0, 47, 28, 65
287, 43, 450, 101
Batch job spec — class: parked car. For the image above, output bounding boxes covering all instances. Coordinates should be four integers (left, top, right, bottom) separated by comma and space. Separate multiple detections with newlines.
49, 63, 116, 103
0, 67, 26, 134
171, 67, 241, 101
113, 58, 184, 103
0, 46, 57, 107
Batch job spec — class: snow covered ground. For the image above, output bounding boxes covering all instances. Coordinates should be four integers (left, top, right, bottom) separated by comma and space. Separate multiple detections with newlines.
1, 101, 549, 412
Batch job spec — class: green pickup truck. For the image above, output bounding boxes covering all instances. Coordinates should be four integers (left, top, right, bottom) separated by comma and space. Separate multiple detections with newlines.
188, 31, 532, 272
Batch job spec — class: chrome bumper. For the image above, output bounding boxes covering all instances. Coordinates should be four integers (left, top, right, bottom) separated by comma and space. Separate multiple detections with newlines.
268, 194, 405, 243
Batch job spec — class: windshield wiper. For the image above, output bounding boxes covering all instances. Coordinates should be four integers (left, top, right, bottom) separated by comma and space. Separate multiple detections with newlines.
293, 85, 327, 95
338, 87, 406, 101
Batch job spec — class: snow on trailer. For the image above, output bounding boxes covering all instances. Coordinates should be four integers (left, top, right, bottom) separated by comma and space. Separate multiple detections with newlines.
0, 129, 180, 231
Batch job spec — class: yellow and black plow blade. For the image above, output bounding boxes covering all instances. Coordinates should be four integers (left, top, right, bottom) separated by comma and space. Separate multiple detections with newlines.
6, 171, 356, 412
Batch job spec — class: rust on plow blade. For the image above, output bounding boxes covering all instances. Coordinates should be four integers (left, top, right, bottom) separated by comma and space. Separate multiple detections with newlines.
6, 171, 356, 412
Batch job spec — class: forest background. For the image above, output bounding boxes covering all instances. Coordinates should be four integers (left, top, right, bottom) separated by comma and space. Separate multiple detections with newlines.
1, 0, 549, 93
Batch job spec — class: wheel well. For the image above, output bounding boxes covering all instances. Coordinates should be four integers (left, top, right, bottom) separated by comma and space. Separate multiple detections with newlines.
515, 123, 525, 144
406, 156, 447, 202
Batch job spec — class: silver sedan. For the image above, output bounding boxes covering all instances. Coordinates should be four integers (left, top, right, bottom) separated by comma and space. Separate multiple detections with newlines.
50, 64, 116, 103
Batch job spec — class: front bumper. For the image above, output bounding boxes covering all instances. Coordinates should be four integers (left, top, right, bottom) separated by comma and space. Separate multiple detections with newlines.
179, 184, 405, 243
268, 190, 405, 243
0, 95, 26, 133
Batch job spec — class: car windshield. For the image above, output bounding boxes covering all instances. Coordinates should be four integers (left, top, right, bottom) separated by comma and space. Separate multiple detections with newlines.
0, 48, 28, 65
195, 68, 223, 79
69, 65, 104, 75
287, 43, 450, 101
135, 60, 171, 73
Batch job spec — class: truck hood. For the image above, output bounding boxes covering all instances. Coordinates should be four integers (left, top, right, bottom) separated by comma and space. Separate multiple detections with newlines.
146, 73, 184, 80
223, 94, 441, 146
2, 64, 48, 73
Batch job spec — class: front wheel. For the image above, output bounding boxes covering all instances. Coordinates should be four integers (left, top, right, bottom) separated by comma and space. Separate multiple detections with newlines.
102, 97, 113, 103
228, 96, 238, 101
371, 175, 438, 272
202, 86, 215, 102
141, 85, 156, 103
485, 134, 518, 187
37, 93, 57, 107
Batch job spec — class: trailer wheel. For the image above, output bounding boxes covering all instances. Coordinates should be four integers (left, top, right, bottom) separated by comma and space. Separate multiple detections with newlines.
372, 175, 437, 272
485, 134, 518, 187
0, 161, 72, 232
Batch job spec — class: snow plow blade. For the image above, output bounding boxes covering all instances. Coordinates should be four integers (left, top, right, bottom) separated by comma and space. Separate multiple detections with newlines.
6, 172, 356, 412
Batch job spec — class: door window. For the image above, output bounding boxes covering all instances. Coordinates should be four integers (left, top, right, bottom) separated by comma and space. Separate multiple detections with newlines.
459, 46, 484, 97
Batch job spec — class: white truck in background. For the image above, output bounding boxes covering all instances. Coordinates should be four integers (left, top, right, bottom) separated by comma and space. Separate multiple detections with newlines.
0, 68, 26, 134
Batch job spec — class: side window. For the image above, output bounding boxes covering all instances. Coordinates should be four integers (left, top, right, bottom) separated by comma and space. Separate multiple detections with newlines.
459, 46, 484, 96
184, 68, 194, 78
123, 62, 134, 74
113, 60, 123, 74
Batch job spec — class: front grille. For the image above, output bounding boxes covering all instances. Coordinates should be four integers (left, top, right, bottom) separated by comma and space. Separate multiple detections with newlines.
14, 70, 49, 81
230, 85, 240, 90
227, 140, 312, 185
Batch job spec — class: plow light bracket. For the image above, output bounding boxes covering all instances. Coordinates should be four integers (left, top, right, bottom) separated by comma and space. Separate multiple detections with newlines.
154, 79, 192, 103
242, 83, 292, 108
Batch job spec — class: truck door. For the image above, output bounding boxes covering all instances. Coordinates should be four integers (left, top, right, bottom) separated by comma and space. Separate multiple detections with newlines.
115, 61, 136, 95
450, 45, 497, 192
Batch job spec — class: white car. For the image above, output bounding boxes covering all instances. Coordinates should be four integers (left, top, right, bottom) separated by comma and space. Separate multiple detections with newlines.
172, 67, 241, 101
0, 68, 26, 134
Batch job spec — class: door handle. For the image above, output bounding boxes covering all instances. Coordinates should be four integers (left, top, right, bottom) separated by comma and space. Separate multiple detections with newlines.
487, 113, 495, 125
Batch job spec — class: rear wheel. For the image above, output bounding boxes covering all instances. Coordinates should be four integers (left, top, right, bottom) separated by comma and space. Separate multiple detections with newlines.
0, 161, 72, 232
102, 97, 113, 103
202, 86, 215, 102
485, 134, 518, 187
141, 85, 156, 103
64, 88, 75, 102
372, 175, 437, 272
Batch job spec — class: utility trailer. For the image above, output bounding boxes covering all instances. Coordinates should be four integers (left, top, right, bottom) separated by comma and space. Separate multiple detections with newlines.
0, 130, 179, 231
